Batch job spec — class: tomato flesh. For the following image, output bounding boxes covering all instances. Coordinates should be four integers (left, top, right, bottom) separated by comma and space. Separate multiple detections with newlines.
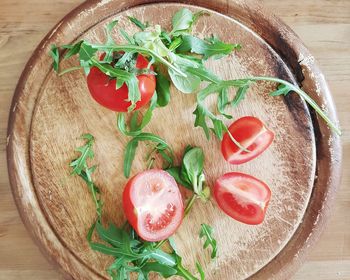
87, 54, 156, 112
214, 172, 271, 225
221, 116, 274, 164
123, 169, 184, 241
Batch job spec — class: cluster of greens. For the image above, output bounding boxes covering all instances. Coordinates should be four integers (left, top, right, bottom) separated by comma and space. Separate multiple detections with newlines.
51, 8, 341, 141
71, 134, 217, 280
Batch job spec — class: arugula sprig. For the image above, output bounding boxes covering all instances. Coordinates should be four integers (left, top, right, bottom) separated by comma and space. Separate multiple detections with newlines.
70, 134, 102, 218
71, 134, 203, 280
123, 132, 174, 178
199, 224, 217, 259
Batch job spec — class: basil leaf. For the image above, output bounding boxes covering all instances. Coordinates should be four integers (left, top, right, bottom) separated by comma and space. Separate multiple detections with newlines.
182, 147, 204, 192
156, 72, 171, 107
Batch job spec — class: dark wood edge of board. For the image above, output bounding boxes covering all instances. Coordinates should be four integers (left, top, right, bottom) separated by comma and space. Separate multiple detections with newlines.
6, 0, 342, 279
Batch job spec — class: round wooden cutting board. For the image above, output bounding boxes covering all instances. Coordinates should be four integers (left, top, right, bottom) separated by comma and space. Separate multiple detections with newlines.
7, 0, 342, 279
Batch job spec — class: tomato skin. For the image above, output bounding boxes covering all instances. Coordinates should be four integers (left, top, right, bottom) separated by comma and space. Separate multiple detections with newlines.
221, 116, 274, 165
87, 54, 156, 112
214, 172, 271, 225
122, 169, 184, 242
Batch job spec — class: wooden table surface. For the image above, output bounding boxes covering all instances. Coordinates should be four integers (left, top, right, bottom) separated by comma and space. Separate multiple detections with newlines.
0, 0, 349, 279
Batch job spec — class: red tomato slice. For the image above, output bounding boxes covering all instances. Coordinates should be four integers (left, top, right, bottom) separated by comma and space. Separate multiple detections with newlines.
123, 169, 184, 241
214, 172, 271, 225
221, 116, 274, 164
87, 54, 156, 112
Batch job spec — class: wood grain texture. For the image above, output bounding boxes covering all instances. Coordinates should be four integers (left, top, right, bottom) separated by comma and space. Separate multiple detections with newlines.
1, 0, 346, 279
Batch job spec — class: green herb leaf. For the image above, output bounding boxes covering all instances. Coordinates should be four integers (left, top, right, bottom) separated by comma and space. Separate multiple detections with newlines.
170, 8, 194, 36
128, 16, 149, 31
70, 133, 95, 175
199, 224, 217, 259
156, 72, 171, 107
178, 35, 240, 60
50, 44, 59, 72
174, 255, 198, 280
141, 262, 177, 278
64, 40, 83, 59
123, 133, 173, 178
166, 166, 192, 190
182, 147, 204, 194
106, 20, 119, 45
231, 84, 249, 107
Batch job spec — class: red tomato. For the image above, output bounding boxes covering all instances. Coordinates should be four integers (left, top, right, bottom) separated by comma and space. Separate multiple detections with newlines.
214, 172, 271, 225
87, 54, 156, 112
122, 169, 184, 242
221, 116, 274, 164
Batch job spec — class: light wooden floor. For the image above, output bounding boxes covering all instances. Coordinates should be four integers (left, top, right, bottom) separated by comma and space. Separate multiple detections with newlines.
0, 0, 349, 279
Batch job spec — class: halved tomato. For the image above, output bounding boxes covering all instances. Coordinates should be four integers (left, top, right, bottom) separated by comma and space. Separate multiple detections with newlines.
122, 169, 184, 241
87, 54, 156, 112
221, 116, 274, 164
214, 172, 271, 225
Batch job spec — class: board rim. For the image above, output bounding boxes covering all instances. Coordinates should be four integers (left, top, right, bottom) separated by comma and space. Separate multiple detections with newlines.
6, 0, 342, 279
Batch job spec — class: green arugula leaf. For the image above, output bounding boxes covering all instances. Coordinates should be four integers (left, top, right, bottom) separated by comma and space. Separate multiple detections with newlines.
79, 42, 98, 62
70, 134, 95, 175
174, 255, 198, 280
63, 40, 83, 59
140, 262, 177, 278
117, 93, 157, 136
106, 20, 119, 45
217, 87, 232, 119
119, 29, 135, 44
199, 224, 217, 259
178, 35, 240, 60
155, 72, 171, 107
123, 133, 173, 178
231, 84, 249, 107
50, 44, 59, 72
128, 16, 149, 31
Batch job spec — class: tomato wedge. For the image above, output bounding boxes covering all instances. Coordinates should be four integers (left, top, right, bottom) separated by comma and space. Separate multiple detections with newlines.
214, 172, 271, 225
221, 116, 274, 164
87, 54, 156, 112
122, 169, 184, 241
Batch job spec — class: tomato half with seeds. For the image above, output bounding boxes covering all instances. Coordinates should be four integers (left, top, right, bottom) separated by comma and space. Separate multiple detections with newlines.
221, 116, 274, 164
214, 172, 271, 225
87, 54, 156, 112
122, 169, 184, 242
